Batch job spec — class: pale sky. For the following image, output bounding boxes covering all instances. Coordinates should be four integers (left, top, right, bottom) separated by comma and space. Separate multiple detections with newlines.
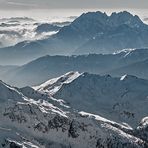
0, 0, 148, 21
0, 0, 148, 9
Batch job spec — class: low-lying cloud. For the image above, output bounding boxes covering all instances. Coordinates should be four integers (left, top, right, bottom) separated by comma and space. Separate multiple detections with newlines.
0, 16, 74, 48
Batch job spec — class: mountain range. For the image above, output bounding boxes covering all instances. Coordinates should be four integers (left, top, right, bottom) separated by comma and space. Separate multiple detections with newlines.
0, 11, 148, 65
0, 10, 148, 148
0, 72, 148, 148
1, 48, 148, 87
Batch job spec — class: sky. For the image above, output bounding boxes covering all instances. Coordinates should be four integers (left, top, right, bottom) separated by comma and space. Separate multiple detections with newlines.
0, 0, 148, 9
0, 0, 147, 21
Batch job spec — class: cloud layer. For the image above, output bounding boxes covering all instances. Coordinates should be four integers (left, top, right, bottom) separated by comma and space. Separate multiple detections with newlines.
0, 16, 74, 47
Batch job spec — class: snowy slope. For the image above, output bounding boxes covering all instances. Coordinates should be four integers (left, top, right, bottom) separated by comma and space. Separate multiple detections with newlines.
0, 79, 148, 147
33, 71, 81, 95
52, 73, 148, 127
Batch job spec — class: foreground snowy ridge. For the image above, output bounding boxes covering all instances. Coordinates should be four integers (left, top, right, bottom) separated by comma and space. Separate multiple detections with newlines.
0, 73, 148, 148
52, 72, 148, 127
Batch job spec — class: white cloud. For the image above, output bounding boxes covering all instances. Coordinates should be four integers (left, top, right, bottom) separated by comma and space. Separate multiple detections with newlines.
0, 16, 73, 47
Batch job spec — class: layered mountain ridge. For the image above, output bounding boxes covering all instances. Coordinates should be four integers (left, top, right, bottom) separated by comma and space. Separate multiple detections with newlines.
0, 10, 148, 148
0, 11, 148, 65
35, 72, 148, 126
1, 48, 148, 87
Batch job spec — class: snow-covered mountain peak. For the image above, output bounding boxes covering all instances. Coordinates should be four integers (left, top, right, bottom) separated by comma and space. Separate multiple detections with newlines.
33, 71, 81, 95
114, 48, 148, 62
114, 48, 136, 55
53, 72, 148, 126
120, 74, 128, 81
120, 74, 138, 81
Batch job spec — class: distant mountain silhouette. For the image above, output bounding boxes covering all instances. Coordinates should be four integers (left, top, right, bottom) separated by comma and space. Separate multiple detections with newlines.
0, 11, 148, 65
1, 48, 148, 87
